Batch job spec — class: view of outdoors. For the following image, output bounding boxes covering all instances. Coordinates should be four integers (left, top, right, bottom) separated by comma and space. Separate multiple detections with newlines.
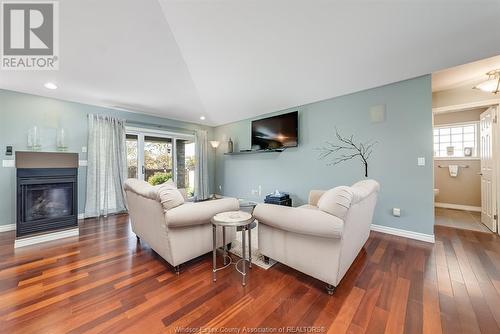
176, 139, 196, 197
144, 136, 173, 181
125, 133, 196, 198
126, 134, 138, 178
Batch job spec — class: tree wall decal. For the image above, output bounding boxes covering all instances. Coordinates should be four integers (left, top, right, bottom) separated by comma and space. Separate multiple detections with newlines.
317, 128, 377, 177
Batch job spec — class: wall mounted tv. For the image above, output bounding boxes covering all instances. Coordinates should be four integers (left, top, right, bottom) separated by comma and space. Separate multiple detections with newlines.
251, 111, 298, 150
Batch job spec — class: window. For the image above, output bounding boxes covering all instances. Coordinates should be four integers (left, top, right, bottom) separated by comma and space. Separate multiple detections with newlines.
144, 136, 173, 182
433, 123, 478, 158
175, 139, 196, 197
126, 134, 138, 178
125, 127, 196, 198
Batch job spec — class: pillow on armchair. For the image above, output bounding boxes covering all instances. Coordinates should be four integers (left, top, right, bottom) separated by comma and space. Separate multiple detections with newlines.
158, 181, 185, 210
317, 186, 354, 220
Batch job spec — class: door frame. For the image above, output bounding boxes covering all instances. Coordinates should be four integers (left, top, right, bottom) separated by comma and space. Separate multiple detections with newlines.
125, 126, 195, 185
433, 101, 500, 234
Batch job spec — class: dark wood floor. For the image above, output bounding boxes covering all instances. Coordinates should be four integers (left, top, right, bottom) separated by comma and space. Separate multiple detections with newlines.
1, 215, 500, 333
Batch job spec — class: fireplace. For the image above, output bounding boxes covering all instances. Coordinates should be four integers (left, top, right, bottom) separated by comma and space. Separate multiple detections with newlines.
16, 152, 78, 238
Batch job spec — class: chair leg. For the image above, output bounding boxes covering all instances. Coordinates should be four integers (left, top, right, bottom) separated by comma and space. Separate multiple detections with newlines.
263, 256, 270, 265
136, 235, 140, 242
326, 284, 336, 295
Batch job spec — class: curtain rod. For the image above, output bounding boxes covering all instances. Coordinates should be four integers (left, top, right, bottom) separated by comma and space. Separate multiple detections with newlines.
125, 120, 196, 135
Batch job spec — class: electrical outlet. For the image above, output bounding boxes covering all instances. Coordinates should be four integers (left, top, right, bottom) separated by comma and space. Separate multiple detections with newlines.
81, 146, 87, 153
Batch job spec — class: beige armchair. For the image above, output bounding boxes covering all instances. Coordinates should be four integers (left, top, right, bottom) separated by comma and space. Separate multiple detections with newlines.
254, 180, 379, 294
124, 179, 239, 271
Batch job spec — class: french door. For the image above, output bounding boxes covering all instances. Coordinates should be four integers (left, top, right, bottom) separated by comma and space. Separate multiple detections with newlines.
125, 127, 196, 197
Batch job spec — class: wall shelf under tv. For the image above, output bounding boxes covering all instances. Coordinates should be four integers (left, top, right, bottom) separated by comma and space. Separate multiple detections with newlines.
223, 148, 287, 156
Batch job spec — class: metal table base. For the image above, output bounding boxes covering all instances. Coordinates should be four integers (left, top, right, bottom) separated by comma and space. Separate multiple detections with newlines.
212, 224, 252, 286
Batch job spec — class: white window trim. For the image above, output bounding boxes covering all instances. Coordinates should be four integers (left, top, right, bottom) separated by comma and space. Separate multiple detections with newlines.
433, 121, 480, 159
125, 126, 195, 141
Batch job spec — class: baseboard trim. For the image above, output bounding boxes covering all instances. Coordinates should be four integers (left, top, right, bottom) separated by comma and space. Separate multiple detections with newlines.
371, 224, 435, 243
14, 228, 79, 248
0, 224, 16, 233
435, 202, 481, 212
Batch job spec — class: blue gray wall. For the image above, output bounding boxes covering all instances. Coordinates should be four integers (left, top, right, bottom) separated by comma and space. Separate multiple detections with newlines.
214, 75, 434, 235
0, 89, 214, 226
0, 76, 434, 235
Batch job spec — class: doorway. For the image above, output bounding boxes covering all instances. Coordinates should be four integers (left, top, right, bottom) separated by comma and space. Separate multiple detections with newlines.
432, 54, 500, 233
433, 105, 499, 232
125, 128, 196, 197
433, 105, 498, 233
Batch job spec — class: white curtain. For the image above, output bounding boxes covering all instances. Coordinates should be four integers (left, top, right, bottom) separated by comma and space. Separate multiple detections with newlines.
85, 114, 127, 217
194, 129, 209, 200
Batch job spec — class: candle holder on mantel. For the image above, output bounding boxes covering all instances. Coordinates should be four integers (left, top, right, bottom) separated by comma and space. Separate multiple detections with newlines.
27, 126, 41, 151
56, 127, 68, 151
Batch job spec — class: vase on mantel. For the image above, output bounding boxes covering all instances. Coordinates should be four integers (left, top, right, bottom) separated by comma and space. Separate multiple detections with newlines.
27, 126, 41, 151
227, 137, 233, 153
57, 127, 68, 151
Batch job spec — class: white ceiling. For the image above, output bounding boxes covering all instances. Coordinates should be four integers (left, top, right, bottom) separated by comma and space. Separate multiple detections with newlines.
1, 0, 500, 126
0, 0, 205, 123
432, 54, 500, 92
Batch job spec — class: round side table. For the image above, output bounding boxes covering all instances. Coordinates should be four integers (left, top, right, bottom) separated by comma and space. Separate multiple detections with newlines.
211, 211, 254, 286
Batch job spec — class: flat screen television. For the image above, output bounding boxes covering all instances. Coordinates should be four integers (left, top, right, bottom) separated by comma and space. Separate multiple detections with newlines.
251, 111, 298, 150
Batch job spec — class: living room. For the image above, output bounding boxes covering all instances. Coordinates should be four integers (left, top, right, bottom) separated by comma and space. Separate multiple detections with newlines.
1, 1, 500, 333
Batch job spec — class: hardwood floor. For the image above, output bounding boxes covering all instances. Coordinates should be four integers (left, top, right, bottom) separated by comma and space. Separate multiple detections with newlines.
1, 215, 500, 333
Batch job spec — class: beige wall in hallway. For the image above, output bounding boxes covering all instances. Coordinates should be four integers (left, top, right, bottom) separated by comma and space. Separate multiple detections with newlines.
433, 108, 484, 207
434, 160, 481, 207
434, 108, 486, 125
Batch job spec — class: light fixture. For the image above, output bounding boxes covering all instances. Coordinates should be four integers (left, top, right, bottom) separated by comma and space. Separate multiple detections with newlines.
474, 69, 500, 94
210, 140, 220, 149
200, 116, 206, 120
44, 82, 58, 90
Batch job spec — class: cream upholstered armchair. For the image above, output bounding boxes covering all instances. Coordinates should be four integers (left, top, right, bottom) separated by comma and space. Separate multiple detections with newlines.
124, 179, 239, 271
254, 180, 379, 294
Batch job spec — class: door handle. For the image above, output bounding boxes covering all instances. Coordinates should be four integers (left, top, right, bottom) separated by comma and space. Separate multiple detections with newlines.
477, 172, 483, 176
142, 165, 145, 175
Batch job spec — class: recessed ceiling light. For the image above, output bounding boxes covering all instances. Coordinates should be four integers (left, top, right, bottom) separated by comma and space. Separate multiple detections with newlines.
44, 82, 58, 90
200, 116, 206, 120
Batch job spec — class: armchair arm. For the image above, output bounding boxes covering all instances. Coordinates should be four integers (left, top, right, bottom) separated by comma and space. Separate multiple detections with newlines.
166, 198, 239, 227
308, 190, 326, 206
254, 203, 343, 239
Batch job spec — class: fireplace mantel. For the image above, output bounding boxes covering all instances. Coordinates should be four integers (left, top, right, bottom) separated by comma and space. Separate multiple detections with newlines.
15, 151, 78, 169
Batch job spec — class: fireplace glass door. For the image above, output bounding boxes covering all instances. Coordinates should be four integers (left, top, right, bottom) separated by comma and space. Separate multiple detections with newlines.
23, 183, 74, 222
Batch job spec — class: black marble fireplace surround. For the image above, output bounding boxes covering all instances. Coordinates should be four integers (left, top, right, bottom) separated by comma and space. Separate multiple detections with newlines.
17, 166, 78, 238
